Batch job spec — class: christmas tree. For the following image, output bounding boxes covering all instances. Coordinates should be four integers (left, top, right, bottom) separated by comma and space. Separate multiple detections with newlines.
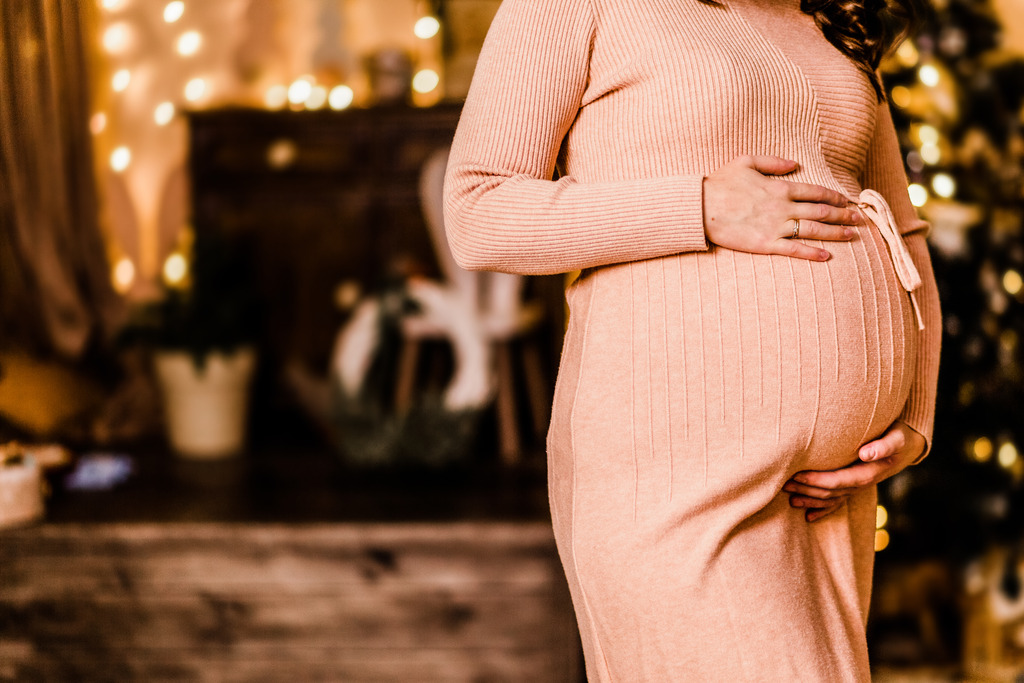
877, 0, 1024, 563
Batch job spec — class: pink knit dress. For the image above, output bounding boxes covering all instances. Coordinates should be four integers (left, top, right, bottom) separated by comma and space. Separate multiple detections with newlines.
444, 0, 942, 679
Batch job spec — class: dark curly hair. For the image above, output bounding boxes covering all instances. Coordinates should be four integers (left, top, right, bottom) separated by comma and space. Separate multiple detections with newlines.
698, 0, 922, 101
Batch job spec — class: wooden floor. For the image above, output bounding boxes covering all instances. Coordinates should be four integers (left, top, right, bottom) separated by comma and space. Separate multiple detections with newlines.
0, 427, 582, 682
0, 523, 581, 682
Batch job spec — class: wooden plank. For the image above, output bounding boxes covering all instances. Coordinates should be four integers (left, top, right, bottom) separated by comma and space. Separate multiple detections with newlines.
0, 524, 563, 596
0, 592, 573, 648
0, 523, 582, 682
5, 645, 575, 682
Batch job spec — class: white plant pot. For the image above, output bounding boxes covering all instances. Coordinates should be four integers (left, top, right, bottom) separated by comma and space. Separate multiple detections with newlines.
154, 348, 257, 459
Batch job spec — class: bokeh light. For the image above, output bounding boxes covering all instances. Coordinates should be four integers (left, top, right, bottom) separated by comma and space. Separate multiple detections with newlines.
412, 69, 440, 94
163, 1, 184, 23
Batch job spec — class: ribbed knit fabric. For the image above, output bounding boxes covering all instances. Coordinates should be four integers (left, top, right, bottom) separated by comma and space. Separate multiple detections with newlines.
444, 0, 942, 680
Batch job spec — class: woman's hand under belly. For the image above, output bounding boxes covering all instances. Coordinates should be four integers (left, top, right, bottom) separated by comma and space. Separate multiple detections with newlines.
781, 420, 927, 522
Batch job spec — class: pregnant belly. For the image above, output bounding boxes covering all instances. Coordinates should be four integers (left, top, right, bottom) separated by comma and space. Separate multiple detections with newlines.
556, 225, 918, 490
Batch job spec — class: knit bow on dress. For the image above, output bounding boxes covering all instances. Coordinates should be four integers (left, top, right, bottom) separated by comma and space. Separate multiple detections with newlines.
858, 188, 926, 331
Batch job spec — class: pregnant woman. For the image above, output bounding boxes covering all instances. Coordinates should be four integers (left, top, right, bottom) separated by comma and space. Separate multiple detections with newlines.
444, 0, 941, 679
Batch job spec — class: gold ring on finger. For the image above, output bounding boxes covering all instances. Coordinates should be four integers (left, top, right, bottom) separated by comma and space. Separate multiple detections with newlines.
791, 218, 800, 239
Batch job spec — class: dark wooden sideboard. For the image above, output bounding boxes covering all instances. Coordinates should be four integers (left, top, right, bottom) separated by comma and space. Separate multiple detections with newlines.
187, 105, 465, 371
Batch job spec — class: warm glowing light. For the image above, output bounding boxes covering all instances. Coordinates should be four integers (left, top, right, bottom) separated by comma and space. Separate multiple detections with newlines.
102, 0, 126, 10
890, 86, 911, 109
1005, 270, 1023, 296
999, 442, 1020, 469
906, 151, 924, 173
328, 85, 354, 110
103, 23, 131, 54
112, 69, 131, 92
306, 85, 328, 110
264, 85, 288, 109
184, 78, 206, 101
974, 437, 994, 462
932, 173, 955, 199
154, 102, 175, 125
874, 529, 890, 552
266, 139, 297, 169
876, 505, 888, 529
918, 124, 939, 145
112, 257, 135, 293
412, 69, 440, 94
90, 112, 108, 135
288, 78, 314, 105
895, 39, 919, 68
163, 1, 184, 22
907, 183, 928, 207
414, 16, 441, 39
163, 252, 188, 286
919, 64, 940, 87
920, 143, 941, 165
176, 30, 201, 56
110, 146, 131, 172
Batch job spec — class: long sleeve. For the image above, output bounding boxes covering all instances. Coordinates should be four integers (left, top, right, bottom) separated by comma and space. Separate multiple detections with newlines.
443, 0, 709, 276
860, 99, 942, 463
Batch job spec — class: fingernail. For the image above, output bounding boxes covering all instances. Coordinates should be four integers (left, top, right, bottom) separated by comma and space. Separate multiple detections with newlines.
843, 228, 853, 238
793, 473, 808, 484
819, 250, 830, 261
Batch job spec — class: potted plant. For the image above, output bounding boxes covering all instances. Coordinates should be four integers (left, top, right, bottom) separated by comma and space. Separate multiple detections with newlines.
120, 231, 260, 459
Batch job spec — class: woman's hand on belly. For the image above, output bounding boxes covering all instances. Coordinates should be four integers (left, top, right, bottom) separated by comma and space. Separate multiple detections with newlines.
702, 155, 864, 262
780, 421, 927, 522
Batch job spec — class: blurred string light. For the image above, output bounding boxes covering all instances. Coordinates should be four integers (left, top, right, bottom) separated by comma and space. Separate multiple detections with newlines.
890, 85, 912, 109
328, 85, 354, 110
932, 173, 956, 198
895, 39, 919, 68
154, 102, 175, 126
920, 143, 941, 165
163, 252, 188, 286
906, 150, 925, 173
875, 504, 889, 551
184, 77, 206, 102
908, 183, 928, 207
919, 63, 940, 87
414, 16, 441, 39
110, 146, 131, 172
111, 257, 135, 293
973, 436, 994, 462
306, 85, 328, 110
1004, 269, 1023, 296
90, 112, 107, 135
264, 85, 288, 109
102, 0, 127, 11
176, 30, 201, 57
112, 68, 131, 92
999, 442, 1020, 469
288, 77, 314, 105
103, 22, 132, 54
163, 1, 184, 23
412, 69, 440, 94
917, 124, 939, 145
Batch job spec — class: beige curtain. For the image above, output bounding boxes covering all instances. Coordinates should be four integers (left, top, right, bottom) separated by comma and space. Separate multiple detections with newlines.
0, 0, 119, 358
